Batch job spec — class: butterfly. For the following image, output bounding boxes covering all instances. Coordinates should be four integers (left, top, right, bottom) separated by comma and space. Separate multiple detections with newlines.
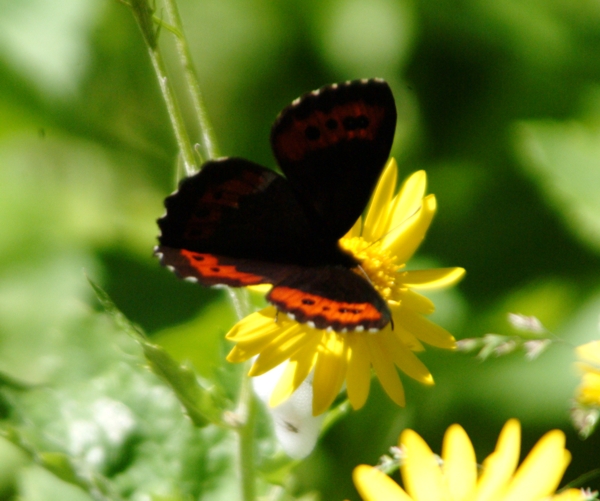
156, 78, 397, 333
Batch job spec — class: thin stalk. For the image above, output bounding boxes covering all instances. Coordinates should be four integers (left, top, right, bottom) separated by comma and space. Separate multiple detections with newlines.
162, 0, 220, 161
128, 0, 198, 175
126, 3, 255, 499
148, 51, 198, 175
236, 361, 257, 501
224, 280, 254, 500
228, 288, 256, 501
321, 399, 352, 434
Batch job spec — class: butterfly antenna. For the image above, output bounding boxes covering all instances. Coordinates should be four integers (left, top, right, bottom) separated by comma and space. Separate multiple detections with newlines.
356, 264, 371, 282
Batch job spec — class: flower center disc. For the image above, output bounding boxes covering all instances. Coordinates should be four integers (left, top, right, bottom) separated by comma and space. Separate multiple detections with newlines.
339, 236, 401, 302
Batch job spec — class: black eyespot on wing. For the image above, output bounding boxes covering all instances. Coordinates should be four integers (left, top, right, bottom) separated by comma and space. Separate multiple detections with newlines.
305, 126, 321, 140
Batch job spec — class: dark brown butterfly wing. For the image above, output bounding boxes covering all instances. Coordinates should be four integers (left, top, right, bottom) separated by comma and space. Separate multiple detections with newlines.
156, 80, 398, 332
270, 79, 396, 241
157, 158, 351, 267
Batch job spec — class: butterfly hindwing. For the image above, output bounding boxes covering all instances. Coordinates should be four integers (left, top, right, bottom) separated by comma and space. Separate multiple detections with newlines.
156, 247, 293, 287
270, 79, 397, 240
157, 243, 391, 332
267, 267, 391, 331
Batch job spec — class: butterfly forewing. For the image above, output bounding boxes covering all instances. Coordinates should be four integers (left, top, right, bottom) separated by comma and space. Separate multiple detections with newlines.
157, 157, 358, 284
270, 79, 397, 241
159, 158, 331, 265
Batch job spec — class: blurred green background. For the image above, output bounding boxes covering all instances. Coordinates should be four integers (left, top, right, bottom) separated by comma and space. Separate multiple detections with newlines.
1, 0, 600, 499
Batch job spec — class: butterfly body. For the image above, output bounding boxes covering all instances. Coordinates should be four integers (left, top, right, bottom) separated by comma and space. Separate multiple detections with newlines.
156, 79, 397, 332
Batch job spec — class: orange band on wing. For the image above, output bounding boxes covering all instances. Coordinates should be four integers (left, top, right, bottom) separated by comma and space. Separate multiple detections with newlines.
180, 250, 265, 286
268, 286, 384, 330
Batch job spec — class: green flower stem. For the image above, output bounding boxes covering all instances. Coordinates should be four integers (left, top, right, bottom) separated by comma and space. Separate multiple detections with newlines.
149, 51, 199, 175
226, 286, 256, 501
127, 2, 256, 498
321, 399, 352, 435
128, 0, 198, 175
236, 361, 257, 501
162, 0, 220, 161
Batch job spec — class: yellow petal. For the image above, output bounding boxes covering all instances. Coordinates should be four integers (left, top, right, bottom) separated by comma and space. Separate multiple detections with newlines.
312, 332, 349, 415
247, 283, 273, 294
226, 306, 279, 341
346, 215, 363, 239
502, 430, 571, 501
577, 371, 600, 405
576, 340, 600, 366
249, 325, 315, 376
379, 331, 433, 384
269, 361, 301, 407
473, 419, 521, 501
394, 306, 456, 349
230, 323, 300, 364
400, 429, 446, 501
577, 362, 600, 376
397, 289, 435, 315
389, 318, 426, 351
441, 424, 477, 501
227, 344, 255, 364
268, 334, 321, 407
346, 334, 373, 410
401, 268, 466, 290
368, 335, 405, 406
382, 194, 436, 263
363, 158, 399, 241
353, 465, 414, 501
387, 170, 427, 233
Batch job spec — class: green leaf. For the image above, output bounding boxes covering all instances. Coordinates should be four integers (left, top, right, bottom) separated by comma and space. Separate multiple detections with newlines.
1, 427, 121, 501
87, 275, 145, 342
152, 300, 236, 380
0, 369, 37, 390
37, 452, 81, 489
88, 276, 224, 427
142, 343, 222, 427
0, 305, 235, 499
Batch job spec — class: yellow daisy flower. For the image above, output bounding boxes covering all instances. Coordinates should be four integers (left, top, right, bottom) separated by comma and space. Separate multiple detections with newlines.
575, 340, 600, 406
572, 340, 600, 437
353, 419, 584, 501
226, 158, 465, 415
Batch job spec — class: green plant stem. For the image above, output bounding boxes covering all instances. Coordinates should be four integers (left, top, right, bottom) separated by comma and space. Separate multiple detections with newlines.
128, 3, 255, 499
226, 289, 255, 501
237, 362, 257, 501
148, 49, 198, 175
223, 269, 254, 501
321, 399, 352, 434
162, 0, 220, 161
128, 0, 198, 175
